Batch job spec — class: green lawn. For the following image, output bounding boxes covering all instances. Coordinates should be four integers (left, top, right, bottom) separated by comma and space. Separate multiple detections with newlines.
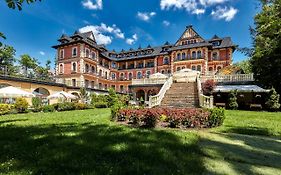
0, 109, 280, 175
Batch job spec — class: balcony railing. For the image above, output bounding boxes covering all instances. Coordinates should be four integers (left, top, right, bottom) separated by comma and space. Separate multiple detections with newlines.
201, 73, 254, 83
132, 78, 167, 85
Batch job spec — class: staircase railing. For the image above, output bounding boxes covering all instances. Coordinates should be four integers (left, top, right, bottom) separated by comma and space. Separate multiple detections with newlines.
197, 76, 214, 109
149, 76, 173, 108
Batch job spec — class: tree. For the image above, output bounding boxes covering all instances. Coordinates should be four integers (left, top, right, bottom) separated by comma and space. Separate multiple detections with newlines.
0, 45, 17, 75
5, 0, 41, 11
249, 0, 281, 97
234, 58, 252, 74
80, 87, 90, 104
19, 54, 38, 77
228, 90, 238, 110
265, 88, 280, 111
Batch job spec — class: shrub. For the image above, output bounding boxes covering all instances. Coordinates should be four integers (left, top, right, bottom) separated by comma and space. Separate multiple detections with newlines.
14, 98, 29, 113
228, 90, 238, 110
32, 97, 42, 108
0, 104, 11, 115
42, 105, 55, 113
208, 107, 225, 127
32, 107, 42, 113
141, 110, 158, 128
265, 88, 280, 111
55, 102, 76, 112
94, 102, 108, 108
75, 103, 88, 110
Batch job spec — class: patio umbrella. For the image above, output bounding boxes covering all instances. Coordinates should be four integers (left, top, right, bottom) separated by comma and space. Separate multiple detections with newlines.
0, 86, 35, 98
47, 91, 78, 100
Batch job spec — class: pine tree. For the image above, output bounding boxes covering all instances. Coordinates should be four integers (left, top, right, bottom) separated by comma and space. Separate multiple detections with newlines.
228, 90, 238, 110
265, 88, 280, 111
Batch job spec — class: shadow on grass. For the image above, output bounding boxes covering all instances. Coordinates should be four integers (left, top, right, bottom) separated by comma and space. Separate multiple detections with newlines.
0, 118, 28, 125
199, 132, 281, 175
0, 123, 204, 175
223, 126, 271, 136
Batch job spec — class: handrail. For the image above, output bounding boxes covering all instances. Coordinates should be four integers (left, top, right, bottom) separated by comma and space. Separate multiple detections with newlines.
132, 78, 167, 85
149, 76, 173, 108
197, 76, 214, 109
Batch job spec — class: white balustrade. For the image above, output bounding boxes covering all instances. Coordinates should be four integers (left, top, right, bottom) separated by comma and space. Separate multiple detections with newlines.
149, 77, 173, 108
201, 73, 254, 83
132, 78, 167, 85
197, 76, 214, 109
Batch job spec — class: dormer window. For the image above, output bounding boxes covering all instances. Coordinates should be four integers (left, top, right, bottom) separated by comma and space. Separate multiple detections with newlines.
163, 57, 169, 64
72, 47, 77, 57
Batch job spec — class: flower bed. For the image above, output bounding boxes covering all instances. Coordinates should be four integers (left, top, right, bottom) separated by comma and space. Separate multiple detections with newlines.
115, 107, 225, 129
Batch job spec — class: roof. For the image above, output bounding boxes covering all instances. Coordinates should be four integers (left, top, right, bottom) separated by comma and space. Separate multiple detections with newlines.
214, 85, 269, 93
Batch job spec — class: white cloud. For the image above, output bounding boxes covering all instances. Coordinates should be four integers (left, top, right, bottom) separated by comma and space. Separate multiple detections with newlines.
79, 23, 125, 45
39, 51, 45, 56
82, 0, 102, 10
163, 20, 171, 26
137, 11, 156, 21
160, 0, 233, 15
126, 34, 138, 45
211, 6, 238, 21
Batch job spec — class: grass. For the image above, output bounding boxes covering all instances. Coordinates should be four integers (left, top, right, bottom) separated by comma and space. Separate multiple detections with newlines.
0, 109, 280, 174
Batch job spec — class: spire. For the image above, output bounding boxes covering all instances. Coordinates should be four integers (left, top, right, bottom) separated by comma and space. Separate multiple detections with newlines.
147, 44, 152, 48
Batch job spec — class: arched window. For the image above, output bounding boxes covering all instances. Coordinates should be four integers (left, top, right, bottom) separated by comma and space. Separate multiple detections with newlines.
192, 65, 196, 70
161, 70, 165, 74
129, 73, 133, 80
72, 62, 77, 72
99, 69, 102, 76
177, 67, 181, 71
92, 52, 96, 59
146, 71, 151, 78
72, 48, 77, 57
59, 64, 63, 74
163, 57, 169, 64
197, 51, 202, 58
212, 52, 218, 60
197, 65, 201, 71
60, 50, 64, 59
209, 67, 213, 72
217, 66, 222, 71
177, 53, 181, 60
137, 72, 142, 79
120, 73, 124, 80
187, 53, 191, 59
85, 64, 89, 73
182, 66, 185, 70
192, 51, 196, 59
182, 53, 186, 60
105, 72, 108, 79
112, 73, 116, 80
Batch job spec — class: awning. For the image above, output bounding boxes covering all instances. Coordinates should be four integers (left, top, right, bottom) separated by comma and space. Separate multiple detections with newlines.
214, 85, 269, 93
47, 91, 78, 100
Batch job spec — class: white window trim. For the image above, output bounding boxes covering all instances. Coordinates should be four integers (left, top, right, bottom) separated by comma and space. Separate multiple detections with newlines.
72, 47, 77, 57
59, 63, 64, 74
92, 51, 97, 59
71, 61, 77, 72
85, 48, 90, 58
216, 64, 223, 71
137, 71, 142, 79
60, 49, 64, 59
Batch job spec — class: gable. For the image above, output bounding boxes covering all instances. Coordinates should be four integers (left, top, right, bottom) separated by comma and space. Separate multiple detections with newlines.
175, 26, 204, 46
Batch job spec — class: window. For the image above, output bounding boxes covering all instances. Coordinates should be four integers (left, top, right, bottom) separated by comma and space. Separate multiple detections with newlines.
111, 85, 116, 90
105, 72, 108, 79
129, 73, 133, 80
182, 66, 185, 70
120, 85, 124, 92
112, 62, 116, 68
85, 64, 89, 73
91, 81, 95, 88
192, 51, 196, 59
72, 47, 77, 57
59, 64, 64, 74
209, 67, 213, 71
85, 80, 89, 88
167, 70, 171, 74
85, 49, 90, 58
60, 49, 64, 59
212, 52, 218, 60
112, 73, 116, 80
72, 79, 76, 87
92, 52, 96, 59
72, 62, 77, 72
161, 70, 165, 74
99, 70, 102, 76
192, 66, 196, 70
182, 53, 186, 60
137, 72, 142, 79
146, 71, 151, 78
163, 57, 169, 65
177, 67, 181, 71
177, 53, 181, 60
197, 65, 201, 71
105, 84, 108, 90
99, 83, 102, 89
197, 51, 202, 58
187, 53, 191, 59
120, 73, 124, 80
217, 66, 222, 71
91, 66, 95, 73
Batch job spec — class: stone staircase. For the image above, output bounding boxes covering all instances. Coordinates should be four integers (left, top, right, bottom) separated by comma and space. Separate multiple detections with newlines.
161, 82, 199, 108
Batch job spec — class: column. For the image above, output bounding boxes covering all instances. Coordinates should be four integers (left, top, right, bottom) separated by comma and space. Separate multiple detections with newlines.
134, 61, 137, 68
154, 57, 158, 73
144, 90, 148, 102
126, 62, 128, 69
143, 59, 146, 68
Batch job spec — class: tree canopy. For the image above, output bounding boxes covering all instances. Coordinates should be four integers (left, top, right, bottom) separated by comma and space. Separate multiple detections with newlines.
249, 0, 281, 95
5, 0, 41, 10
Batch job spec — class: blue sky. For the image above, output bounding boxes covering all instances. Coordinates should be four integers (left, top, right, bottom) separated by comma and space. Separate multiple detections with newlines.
0, 0, 259, 68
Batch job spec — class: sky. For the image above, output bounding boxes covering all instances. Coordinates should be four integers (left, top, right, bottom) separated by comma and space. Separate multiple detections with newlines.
0, 0, 260, 68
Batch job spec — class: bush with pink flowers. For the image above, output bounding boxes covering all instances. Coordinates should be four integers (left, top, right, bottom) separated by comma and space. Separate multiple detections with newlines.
114, 107, 225, 129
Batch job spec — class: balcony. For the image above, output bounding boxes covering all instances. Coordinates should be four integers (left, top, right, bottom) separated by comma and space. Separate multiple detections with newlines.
132, 78, 167, 85
201, 74, 254, 83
